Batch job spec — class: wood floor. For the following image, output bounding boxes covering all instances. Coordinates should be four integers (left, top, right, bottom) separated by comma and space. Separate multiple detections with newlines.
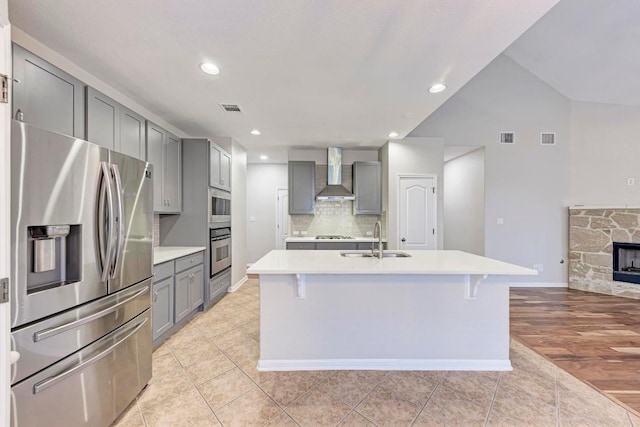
510, 287, 640, 416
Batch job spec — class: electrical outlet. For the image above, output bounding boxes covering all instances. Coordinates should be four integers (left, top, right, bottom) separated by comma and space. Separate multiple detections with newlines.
366, 231, 373, 236
533, 264, 544, 272
496, 218, 504, 225
249, 216, 256, 222
301, 231, 307, 235
628, 178, 635, 186
293, 231, 300, 236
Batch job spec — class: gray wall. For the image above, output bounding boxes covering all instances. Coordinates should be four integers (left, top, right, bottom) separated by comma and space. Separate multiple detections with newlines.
410, 54, 571, 285
382, 137, 445, 250
246, 163, 288, 264
570, 101, 640, 206
444, 148, 485, 255
231, 141, 248, 287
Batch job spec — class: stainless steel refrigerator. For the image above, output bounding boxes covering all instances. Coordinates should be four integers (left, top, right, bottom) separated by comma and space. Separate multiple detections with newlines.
9, 120, 153, 427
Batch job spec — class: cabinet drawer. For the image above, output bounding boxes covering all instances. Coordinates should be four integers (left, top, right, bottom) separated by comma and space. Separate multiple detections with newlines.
175, 251, 204, 273
209, 270, 231, 300
316, 242, 358, 250
153, 261, 174, 281
356, 242, 386, 250
286, 242, 316, 250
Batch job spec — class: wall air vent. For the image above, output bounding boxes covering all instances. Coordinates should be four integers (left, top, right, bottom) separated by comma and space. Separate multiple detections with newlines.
219, 104, 243, 113
540, 132, 556, 145
500, 132, 515, 144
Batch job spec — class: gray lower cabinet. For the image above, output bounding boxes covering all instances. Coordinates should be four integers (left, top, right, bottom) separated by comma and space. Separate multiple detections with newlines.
289, 161, 316, 214
152, 276, 174, 340
12, 44, 85, 138
147, 121, 181, 213
152, 251, 204, 343
286, 242, 316, 250
357, 242, 386, 250
316, 242, 358, 250
209, 270, 231, 303
353, 161, 382, 215
286, 241, 386, 250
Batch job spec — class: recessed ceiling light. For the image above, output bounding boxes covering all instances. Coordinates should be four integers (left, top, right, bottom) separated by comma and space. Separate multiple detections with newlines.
200, 62, 220, 75
429, 83, 447, 94
250, 129, 261, 135
388, 131, 399, 138
260, 155, 268, 160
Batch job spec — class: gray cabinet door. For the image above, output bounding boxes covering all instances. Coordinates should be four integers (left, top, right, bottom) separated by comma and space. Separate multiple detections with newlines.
209, 143, 221, 187
356, 242, 386, 250
189, 265, 204, 310
164, 132, 181, 212
146, 122, 165, 212
152, 276, 174, 340
12, 44, 85, 138
174, 269, 190, 323
119, 106, 146, 160
86, 87, 117, 150
220, 152, 231, 191
353, 161, 382, 215
288, 161, 316, 214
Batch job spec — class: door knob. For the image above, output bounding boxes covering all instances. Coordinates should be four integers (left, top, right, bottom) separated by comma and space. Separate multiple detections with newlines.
401, 238, 406, 242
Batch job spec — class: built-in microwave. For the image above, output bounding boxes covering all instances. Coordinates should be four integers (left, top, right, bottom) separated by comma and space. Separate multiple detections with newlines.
209, 188, 231, 224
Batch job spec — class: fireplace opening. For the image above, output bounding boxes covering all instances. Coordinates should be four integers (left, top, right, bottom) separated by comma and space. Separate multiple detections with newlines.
613, 242, 640, 284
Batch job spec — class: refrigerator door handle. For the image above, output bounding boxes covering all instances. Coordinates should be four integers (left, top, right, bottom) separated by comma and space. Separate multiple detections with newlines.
32, 316, 149, 394
32, 285, 149, 342
96, 162, 115, 283
110, 164, 125, 280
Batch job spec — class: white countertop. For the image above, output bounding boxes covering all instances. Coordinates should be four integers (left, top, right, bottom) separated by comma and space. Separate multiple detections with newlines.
248, 250, 538, 276
285, 237, 387, 243
154, 246, 206, 265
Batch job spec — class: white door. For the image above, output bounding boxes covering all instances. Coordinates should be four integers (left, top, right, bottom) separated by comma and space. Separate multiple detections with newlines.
1, 1, 12, 424
398, 175, 437, 250
275, 189, 289, 249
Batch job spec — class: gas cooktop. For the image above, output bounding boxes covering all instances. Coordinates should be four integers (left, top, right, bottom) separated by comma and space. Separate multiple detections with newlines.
315, 235, 355, 240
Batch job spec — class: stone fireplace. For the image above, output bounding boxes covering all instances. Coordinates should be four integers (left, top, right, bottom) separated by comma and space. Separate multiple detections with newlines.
569, 207, 640, 299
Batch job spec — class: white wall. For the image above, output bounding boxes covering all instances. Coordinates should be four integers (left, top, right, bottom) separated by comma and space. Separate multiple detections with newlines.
288, 148, 378, 165
570, 101, 640, 206
231, 142, 248, 287
410, 55, 571, 285
383, 137, 445, 250
246, 163, 288, 263
444, 148, 485, 255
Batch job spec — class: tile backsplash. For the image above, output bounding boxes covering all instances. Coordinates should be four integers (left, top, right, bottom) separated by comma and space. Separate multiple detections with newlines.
154, 214, 160, 247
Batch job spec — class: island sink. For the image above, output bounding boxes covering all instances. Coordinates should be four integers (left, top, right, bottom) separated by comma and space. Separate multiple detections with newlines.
340, 251, 411, 258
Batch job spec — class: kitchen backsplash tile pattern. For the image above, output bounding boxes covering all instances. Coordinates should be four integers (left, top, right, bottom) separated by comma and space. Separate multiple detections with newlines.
154, 214, 160, 247
290, 165, 385, 237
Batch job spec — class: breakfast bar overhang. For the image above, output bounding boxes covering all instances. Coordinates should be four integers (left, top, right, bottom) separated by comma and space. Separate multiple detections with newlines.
247, 250, 537, 372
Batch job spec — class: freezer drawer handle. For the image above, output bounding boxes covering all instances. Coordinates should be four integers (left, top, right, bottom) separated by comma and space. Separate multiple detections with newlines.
33, 286, 149, 342
32, 316, 148, 395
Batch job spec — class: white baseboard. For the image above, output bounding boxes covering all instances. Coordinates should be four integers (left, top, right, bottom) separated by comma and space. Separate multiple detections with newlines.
510, 282, 568, 288
257, 358, 512, 372
228, 275, 248, 292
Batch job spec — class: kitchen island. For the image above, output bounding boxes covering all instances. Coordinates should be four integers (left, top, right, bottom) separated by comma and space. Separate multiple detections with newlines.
247, 250, 536, 371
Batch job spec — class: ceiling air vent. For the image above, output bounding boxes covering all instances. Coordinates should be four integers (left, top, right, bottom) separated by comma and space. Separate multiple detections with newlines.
540, 132, 556, 145
219, 104, 243, 113
500, 132, 515, 144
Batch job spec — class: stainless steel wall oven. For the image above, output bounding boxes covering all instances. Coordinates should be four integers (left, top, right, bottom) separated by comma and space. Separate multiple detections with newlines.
210, 226, 231, 277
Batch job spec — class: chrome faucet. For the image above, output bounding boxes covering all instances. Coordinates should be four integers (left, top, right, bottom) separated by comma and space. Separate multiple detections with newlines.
373, 220, 383, 259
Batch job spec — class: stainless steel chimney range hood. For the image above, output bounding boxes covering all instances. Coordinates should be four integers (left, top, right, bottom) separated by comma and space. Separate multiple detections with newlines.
316, 147, 355, 201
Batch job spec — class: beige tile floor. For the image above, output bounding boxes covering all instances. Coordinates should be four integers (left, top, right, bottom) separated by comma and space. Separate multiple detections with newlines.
113, 279, 640, 426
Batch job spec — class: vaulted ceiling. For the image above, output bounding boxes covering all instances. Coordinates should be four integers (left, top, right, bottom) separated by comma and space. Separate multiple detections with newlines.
8, 0, 560, 162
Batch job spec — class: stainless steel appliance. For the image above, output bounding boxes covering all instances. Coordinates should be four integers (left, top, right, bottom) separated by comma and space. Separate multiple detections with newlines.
9, 120, 153, 427
210, 226, 231, 277
209, 187, 231, 226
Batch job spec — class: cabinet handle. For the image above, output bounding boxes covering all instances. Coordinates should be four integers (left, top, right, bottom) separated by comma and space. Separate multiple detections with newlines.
153, 291, 158, 302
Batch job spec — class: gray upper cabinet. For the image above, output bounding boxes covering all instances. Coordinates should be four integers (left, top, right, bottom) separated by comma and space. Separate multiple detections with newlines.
209, 142, 231, 191
86, 87, 146, 158
12, 44, 85, 138
289, 161, 316, 214
86, 87, 117, 149
353, 161, 382, 215
147, 121, 181, 213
